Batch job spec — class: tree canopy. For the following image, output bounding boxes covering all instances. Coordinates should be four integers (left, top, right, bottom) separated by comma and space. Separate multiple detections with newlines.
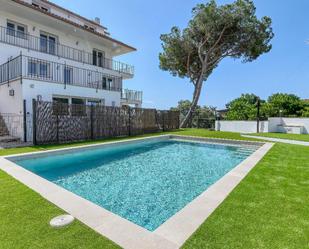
225, 93, 307, 120
225, 94, 265, 120
160, 0, 273, 127
267, 93, 304, 117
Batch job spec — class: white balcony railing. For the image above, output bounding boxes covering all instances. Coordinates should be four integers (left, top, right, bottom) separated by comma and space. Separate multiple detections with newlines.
0, 26, 134, 76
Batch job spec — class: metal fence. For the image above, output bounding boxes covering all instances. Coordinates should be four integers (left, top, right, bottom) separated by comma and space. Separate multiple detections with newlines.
0, 26, 134, 75
0, 56, 22, 84
33, 100, 179, 144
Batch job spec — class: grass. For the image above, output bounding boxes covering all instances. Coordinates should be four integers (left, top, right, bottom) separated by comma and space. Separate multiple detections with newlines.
250, 132, 309, 142
1, 129, 308, 249
0, 171, 120, 249
182, 142, 309, 249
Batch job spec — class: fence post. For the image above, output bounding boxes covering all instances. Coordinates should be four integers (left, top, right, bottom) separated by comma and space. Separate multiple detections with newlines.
56, 114, 59, 143
256, 97, 260, 133
90, 104, 94, 139
20, 51, 23, 85
162, 111, 165, 132
32, 99, 37, 145
128, 106, 131, 136
7, 58, 9, 87
23, 99, 27, 142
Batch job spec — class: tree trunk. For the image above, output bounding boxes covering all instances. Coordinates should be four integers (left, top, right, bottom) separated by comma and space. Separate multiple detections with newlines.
180, 75, 204, 128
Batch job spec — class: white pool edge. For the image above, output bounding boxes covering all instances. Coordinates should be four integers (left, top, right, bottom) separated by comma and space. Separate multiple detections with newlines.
0, 135, 273, 249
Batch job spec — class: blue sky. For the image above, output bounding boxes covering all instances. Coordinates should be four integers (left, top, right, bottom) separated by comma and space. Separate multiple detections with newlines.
53, 0, 309, 109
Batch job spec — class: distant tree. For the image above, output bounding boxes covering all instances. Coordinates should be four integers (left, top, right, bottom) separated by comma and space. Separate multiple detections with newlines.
267, 93, 304, 117
301, 100, 309, 117
171, 100, 216, 127
159, 0, 273, 127
171, 100, 195, 118
226, 94, 266, 120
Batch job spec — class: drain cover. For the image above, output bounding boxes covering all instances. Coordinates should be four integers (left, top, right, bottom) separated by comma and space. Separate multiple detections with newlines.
50, 214, 74, 228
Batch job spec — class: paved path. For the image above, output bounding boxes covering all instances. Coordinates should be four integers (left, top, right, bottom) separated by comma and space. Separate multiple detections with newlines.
242, 134, 309, 146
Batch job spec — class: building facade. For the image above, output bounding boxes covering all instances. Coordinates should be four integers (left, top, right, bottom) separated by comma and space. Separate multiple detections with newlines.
0, 0, 142, 119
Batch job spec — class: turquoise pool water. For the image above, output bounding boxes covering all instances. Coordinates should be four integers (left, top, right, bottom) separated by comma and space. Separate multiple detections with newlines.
13, 138, 257, 231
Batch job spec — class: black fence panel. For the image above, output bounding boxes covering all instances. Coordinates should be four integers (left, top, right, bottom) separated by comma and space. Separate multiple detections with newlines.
34, 100, 180, 144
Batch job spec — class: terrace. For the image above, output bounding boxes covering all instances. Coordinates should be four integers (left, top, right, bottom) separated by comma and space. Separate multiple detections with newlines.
0, 26, 134, 76
0, 55, 142, 104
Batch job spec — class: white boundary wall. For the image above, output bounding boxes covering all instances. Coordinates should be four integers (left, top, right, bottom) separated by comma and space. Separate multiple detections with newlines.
216, 118, 309, 134
215, 120, 268, 133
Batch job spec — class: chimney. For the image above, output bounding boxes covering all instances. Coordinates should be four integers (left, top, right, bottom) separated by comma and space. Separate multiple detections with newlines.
94, 17, 100, 25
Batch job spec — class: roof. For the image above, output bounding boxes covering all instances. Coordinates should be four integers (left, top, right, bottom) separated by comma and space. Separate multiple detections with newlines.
40, 0, 108, 30
12, 0, 136, 52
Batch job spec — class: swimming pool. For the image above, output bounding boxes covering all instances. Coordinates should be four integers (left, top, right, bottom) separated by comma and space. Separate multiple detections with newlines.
11, 137, 259, 231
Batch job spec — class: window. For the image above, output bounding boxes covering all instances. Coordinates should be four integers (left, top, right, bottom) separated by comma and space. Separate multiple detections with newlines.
39, 62, 50, 79
48, 36, 56, 55
6, 22, 15, 36
98, 51, 104, 67
28, 61, 38, 76
28, 60, 51, 78
72, 98, 86, 116
53, 97, 69, 116
108, 78, 113, 90
64, 66, 73, 84
87, 99, 103, 106
92, 50, 97, 66
40, 34, 48, 52
40, 32, 57, 55
92, 49, 105, 67
17, 25, 25, 39
6, 21, 27, 39
112, 101, 116, 107
102, 77, 107, 89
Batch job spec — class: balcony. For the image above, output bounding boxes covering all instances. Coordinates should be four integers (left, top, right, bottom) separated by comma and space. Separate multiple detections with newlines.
0, 26, 134, 76
0, 55, 123, 92
121, 89, 143, 107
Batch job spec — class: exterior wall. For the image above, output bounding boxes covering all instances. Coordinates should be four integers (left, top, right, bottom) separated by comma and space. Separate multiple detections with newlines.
216, 118, 309, 134
22, 79, 121, 114
0, 80, 23, 114
215, 120, 269, 133
0, 80, 24, 140
0, 10, 114, 62
268, 117, 309, 134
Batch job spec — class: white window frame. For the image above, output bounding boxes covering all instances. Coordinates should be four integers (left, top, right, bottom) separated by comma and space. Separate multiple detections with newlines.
64, 66, 73, 85
40, 31, 58, 55
92, 49, 105, 67
27, 59, 51, 79
6, 20, 27, 39
87, 98, 105, 106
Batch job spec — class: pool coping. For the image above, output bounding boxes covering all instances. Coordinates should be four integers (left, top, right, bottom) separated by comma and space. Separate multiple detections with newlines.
0, 135, 274, 249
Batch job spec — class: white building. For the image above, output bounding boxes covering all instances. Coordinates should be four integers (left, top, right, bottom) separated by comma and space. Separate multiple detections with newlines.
0, 0, 142, 120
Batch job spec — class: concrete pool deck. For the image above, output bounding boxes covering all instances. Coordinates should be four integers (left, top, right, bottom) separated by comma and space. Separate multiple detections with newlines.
242, 134, 309, 146
0, 135, 274, 249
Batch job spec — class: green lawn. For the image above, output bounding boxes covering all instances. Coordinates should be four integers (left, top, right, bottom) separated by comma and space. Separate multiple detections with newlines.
0, 129, 308, 249
250, 132, 309, 142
